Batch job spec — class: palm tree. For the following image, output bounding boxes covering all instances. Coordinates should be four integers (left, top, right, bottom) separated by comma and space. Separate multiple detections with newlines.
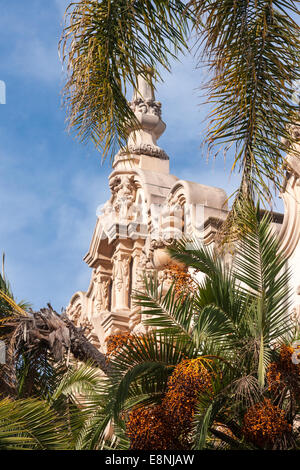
1, 2, 299, 447
0, 256, 111, 449
0, 273, 110, 400
60, 0, 299, 207
93, 202, 300, 450
0, 361, 110, 450
0, 398, 71, 450
1, 204, 298, 449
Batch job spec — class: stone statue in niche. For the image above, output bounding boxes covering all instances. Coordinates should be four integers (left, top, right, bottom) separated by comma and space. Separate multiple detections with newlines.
112, 252, 131, 310
95, 275, 110, 313
109, 175, 137, 220
112, 254, 124, 291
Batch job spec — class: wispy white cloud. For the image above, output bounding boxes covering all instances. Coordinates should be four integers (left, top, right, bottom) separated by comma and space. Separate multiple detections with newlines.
55, 171, 109, 252
157, 54, 206, 142
0, 140, 109, 310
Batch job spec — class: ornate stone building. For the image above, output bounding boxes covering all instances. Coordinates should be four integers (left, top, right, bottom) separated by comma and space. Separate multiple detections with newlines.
66, 75, 300, 352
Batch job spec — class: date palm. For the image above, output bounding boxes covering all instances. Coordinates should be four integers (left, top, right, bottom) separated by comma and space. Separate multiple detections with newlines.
1, 203, 298, 450
0, 362, 109, 450
94, 202, 299, 450
0, 262, 109, 400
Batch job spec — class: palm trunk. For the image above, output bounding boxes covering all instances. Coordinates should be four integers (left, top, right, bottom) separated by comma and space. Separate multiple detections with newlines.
0, 305, 110, 398
63, 315, 109, 373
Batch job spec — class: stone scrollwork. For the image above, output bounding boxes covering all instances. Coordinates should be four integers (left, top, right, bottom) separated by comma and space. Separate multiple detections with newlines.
129, 96, 162, 118
117, 143, 169, 160
166, 191, 182, 209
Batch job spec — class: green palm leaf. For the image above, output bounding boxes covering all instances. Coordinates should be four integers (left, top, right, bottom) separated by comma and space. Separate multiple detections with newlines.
233, 203, 293, 385
134, 274, 194, 340
0, 398, 71, 450
60, 0, 192, 160
190, 0, 300, 202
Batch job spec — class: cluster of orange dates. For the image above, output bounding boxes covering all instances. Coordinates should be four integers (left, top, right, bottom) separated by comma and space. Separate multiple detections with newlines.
267, 344, 300, 398
126, 358, 213, 450
165, 264, 198, 298
105, 332, 133, 357
242, 398, 292, 448
105, 267, 299, 449
242, 344, 299, 448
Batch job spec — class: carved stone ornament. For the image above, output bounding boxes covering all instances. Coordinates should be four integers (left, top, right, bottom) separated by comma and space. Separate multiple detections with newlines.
288, 124, 300, 142
151, 237, 174, 251
112, 252, 130, 293
282, 123, 300, 147
80, 319, 93, 335
109, 175, 137, 219
166, 191, 182, 208
95, 274, 110, 313
129, 96, 162, 118
116, 143, 169, 160
115, 73, 169, 161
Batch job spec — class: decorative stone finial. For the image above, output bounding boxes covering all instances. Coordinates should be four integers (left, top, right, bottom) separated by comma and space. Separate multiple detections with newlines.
132, 71, 155, 102
115, 70, 169, 162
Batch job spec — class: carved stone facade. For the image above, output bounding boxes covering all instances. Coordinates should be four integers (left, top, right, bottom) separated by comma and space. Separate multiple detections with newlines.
66, 74, 300, 355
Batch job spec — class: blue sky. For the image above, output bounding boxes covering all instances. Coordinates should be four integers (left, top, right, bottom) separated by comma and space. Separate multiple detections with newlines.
0, 0, 283, 311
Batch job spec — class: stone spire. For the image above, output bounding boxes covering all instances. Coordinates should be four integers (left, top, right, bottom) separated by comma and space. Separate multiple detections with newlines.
114, 72, 169, 170
132, 73, 156, 102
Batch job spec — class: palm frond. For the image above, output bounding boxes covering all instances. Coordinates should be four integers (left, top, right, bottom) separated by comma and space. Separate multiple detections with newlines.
233, 202, 293, 385
60, 0, 192, 160
108, 331, 197, 418
190, 0, 300, 203
134, 274, 194, 341
0, 398, 71, 450
51, 362, 103, 404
